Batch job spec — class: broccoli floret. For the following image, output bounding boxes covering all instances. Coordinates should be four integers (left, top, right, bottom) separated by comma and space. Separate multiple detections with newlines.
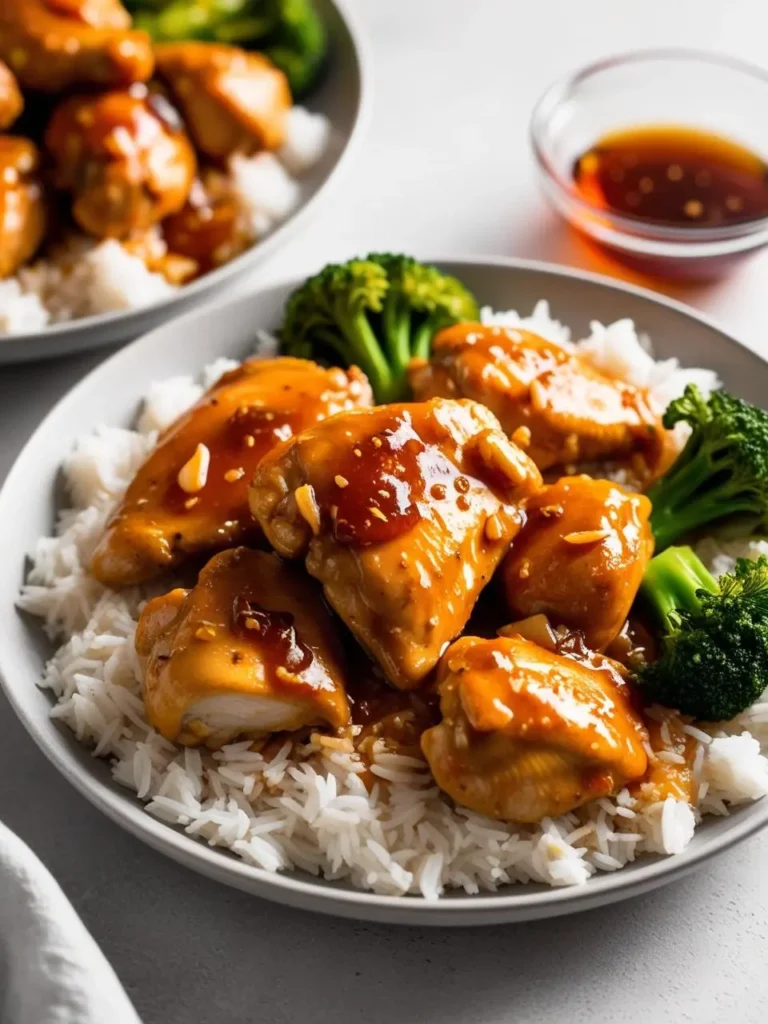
127, 0, 327, 97
647, 384, 768, 551
279, 254, 480, 402
638, 545, 768, 720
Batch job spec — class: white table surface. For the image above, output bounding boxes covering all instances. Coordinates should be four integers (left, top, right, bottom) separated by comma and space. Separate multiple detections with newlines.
3, 1, 768, 1020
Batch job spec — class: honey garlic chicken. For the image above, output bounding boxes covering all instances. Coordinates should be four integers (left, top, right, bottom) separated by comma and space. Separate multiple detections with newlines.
154, 43, 291, 162
502, 476, 654, 651
90, 358, 372, 587
162, 175, 251, 279
0, 137, 46, 279
45, 87, 196, 238
0, 0, 154, 94
409, 323, 664, 472
249, 398, 543, 690
136, 548, 350, 747
421, 635, 649, 822
0, 62, 23, 130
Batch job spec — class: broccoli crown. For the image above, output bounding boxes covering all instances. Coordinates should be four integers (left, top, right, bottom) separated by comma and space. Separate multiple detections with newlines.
128, 0, 327, 97
638, 545, 768, 720
280, 254, 480, 403
647, 384, 768, 551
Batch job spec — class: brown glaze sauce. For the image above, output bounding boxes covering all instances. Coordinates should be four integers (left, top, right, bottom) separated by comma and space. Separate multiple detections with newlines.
232, 595, 314, 675
160, 401, 303, 525
573, 124, 768, 228
321, 410, 473, 547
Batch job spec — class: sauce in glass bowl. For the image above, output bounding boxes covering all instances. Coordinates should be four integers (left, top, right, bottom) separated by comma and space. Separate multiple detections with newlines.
572, 124, 768, 230
531, 50, 768, 278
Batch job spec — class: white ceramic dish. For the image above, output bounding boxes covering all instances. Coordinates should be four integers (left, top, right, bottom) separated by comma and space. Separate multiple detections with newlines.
2, 257, 768, 926
0, 0, 370, 367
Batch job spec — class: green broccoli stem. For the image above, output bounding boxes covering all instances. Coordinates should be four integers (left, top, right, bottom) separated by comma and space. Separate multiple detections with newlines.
412, 317, 443, 362
381, 293, 414, 387
647, 449, 757, 550
640, 545, 719, 631
336, 307, 398, 404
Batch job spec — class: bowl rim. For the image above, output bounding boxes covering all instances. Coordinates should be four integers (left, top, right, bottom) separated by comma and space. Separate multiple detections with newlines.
0, 0, 373, 354
530, 46, 768, 247
3, 253, 768, 924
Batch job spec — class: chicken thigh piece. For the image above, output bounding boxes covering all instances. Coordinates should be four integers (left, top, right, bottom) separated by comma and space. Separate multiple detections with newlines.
45, 86, 196, 238
421, 635, 649, 822
154, 43, 291, 161
136, 548, 350, 747
0, 137, 46, 279
249, 398, 543, 690
0, 0, 154, 93
502, 476, 654, 651
162, 174, 251, 279
409, 323, 664, 472
91, 358, 372, 588
0, 61, 23, 130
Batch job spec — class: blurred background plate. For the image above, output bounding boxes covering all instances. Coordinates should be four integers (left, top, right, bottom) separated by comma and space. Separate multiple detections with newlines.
0, 0, 371, 367
2, 257, 768, 925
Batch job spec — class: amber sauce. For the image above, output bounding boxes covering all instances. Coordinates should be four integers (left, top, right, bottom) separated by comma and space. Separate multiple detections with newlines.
572, 124, 768, 228
321, 410, 473, 547
161, 384, 315, 524
231, 596, 314, 675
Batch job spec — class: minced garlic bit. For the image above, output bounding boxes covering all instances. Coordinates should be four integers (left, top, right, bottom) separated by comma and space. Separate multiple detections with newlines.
224, 467, 245, 483
184, 496, 199, 510
294, 484, 322, 536
276, 665, 303, 685
353, 448, 362, 457
369, 506, 388, 522
334, 475, 349, 488
519, 558, 531, 580
511, 425, 532, 449
195, 625, 216, 641
563, 529, 610, 545
484, 513, 503, 542
683, 199, 704, 218
372, 437, 383, 449
243, 434, 256, 448
177, 443, 210, 494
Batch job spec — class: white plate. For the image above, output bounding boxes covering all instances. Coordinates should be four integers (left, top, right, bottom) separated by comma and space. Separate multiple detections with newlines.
2, 257, 768, 926
0, 0, 370, 366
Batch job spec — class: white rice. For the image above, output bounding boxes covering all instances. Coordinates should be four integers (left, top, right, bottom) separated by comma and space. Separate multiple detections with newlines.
18, 304, 768, 899
0, 106, 331, 336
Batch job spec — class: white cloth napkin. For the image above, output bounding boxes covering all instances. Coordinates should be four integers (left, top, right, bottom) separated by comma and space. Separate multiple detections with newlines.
0, 821, 142, 1024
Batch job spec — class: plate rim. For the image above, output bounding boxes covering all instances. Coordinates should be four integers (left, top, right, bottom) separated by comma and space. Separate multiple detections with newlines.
0, 0, 373, 362
3, 253, 768, 924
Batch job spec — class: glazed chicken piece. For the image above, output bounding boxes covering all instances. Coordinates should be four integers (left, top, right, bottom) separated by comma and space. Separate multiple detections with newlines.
162, 174, 251, 280
0, 137, 46, 279
0, 61, 23, 130
421, 635, 649, 822
632, 708, 698, 805
249, 398, 543, 690
502, 475, 654, 651
45, 87, 196, 238
154, 43, 291, 162
90, 358, 372, 588
136, 548, 350, 747
0, 0, 154, 93
409, 323, 664, 472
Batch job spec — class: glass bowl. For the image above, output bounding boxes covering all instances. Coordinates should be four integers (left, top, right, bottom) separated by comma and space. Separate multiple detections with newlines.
530, 49, 768, 277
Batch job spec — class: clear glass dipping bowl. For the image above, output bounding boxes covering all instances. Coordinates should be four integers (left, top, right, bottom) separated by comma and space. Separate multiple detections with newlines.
530, 49, 768, 277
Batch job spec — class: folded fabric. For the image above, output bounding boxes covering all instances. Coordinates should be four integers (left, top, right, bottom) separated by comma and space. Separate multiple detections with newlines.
0, 820, 142, 1024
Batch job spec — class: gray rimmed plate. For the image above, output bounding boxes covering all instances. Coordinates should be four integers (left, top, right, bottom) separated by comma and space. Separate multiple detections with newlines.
0, 0, 370, 366
1, 257, 767, 926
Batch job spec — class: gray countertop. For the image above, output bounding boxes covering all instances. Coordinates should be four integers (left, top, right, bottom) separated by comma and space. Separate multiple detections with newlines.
4, 1, 768, 1019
